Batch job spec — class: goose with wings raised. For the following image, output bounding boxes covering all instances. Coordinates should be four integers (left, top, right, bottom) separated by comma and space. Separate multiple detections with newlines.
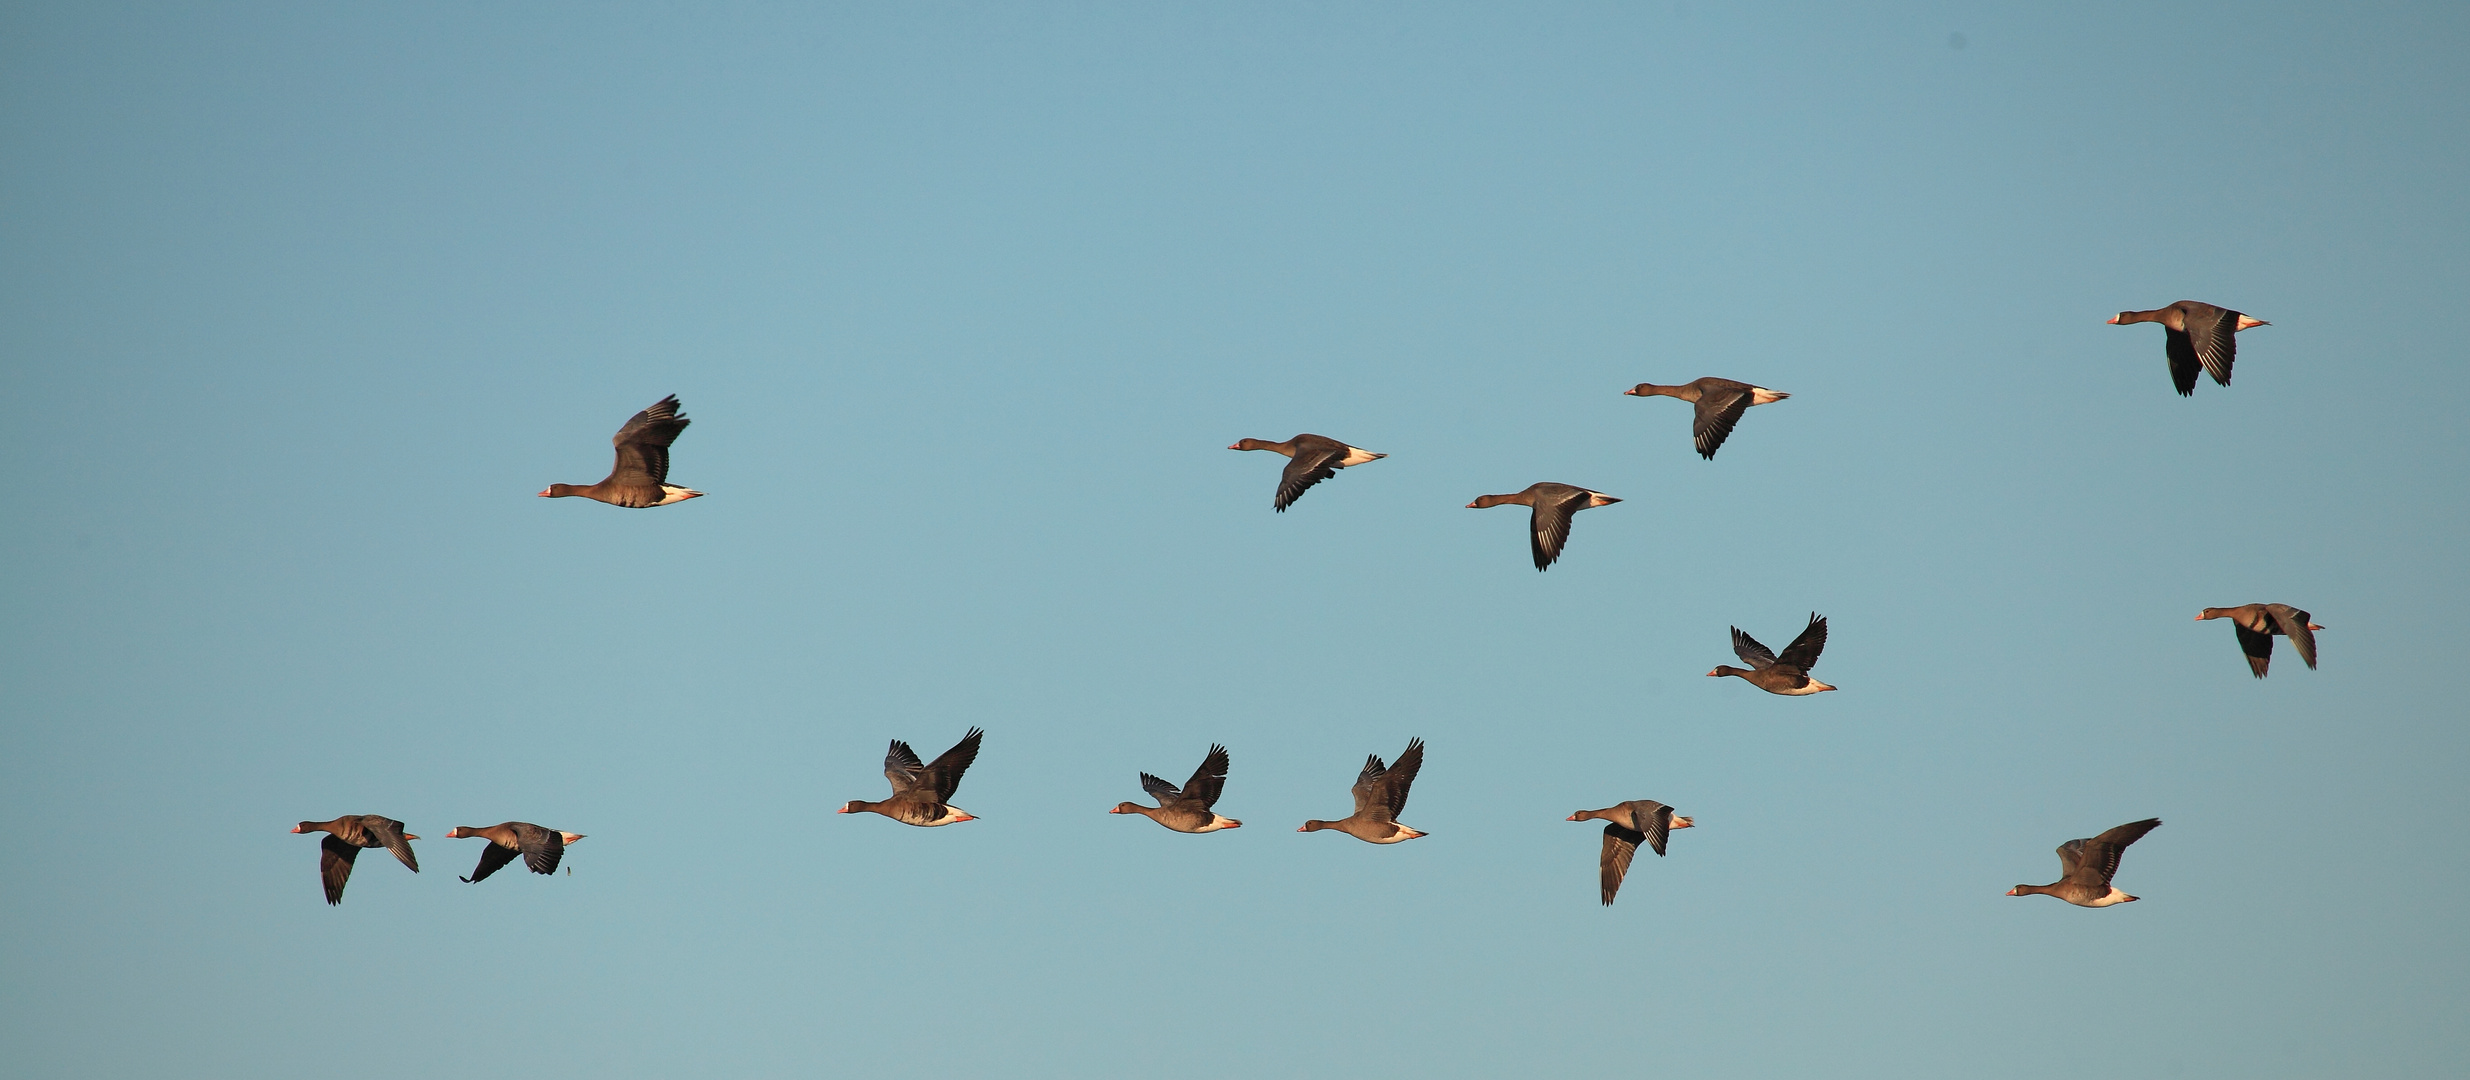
1111, 744, 1242, 833
539, 394, 704, 507
840, 728, 985, 827
1299, 738, 1427, 844
1708, 613, 1837, 695
2008, 818, 2161, 907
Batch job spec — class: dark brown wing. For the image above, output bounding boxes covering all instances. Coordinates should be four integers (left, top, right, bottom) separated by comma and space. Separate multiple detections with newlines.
1274, 438, 1346, 512
1730, 627, 1778, 670
1632, 801, 1675, 858
1182, 744, 1231, 811
363, 817, 419, 873
2182, 304, 2237, 388
1139, 772, 1186, 804
463, 842, 520, 884
1349, 752, 1391, 819
1371, 738, 1424, 819
2234, 623, 2274, 678
608, 395, 690, 487
884, 739, 927, 794
2265, 604, 2318, 670
2071, 818, 2161, 887
514, 824, 566, 875
2163, 328, 2201, 396
924, 728, 984, 802
319, 835, 359, 905
1692, 386, 1754, 459
1600, 824, 1643, 906
1777, 614, 1828, 672
1529, 490, 1589, 571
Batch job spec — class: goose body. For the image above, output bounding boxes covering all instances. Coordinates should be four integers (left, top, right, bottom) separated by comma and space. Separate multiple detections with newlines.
2109, 302, 2269, 396
290, 815, 420, 905
1567, 799, 1695, 905
1111, 744, 1242, 833
1624, 378, 1790, 459
1300, 738, 1427, 843
1229, 434, 1386, 511
840, 728, 984, 827
444, 822, 586, 883
1467, 483, 1621, 571
2008, 818, 2161, 907
1708, 613, 1836, 695
539, 394, 704, 507
2196, 603, 2324, 678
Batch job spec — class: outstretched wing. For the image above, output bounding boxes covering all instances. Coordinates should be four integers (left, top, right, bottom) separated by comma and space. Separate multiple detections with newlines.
2234, 624, 2274, 678
1182, 744, 1231, 811
1373, 738, 1425, 819
884, 739, 927, 794
2164, 329, 2200, 396
1600, 824, 1643, 906
1529, 491, 1589, 571
516, 824, 567, 875
1692, 387, 1754, 459
1274, 441, 1346, 512
1731, 627, 1778, 669
609, 395, 690, 486
1777, 614, 1828, 672
463, 842, 520, 884
2184, 305, 2238, 388
1139, 772, 1184, 803
924, 728, 984, 802
1350, 753, 1390, 818
1636, 801, 1675, 858
2266, 605, 2318, 670
319, 836, 360, 905
2074, 818, 2161, 887
365, 817, 419, 874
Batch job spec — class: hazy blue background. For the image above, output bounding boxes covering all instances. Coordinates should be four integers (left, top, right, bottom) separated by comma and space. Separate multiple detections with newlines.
4, 3, 2464, 1077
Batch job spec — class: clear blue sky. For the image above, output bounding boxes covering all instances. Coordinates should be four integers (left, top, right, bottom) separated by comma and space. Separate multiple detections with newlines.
4, 3, 2464, 1077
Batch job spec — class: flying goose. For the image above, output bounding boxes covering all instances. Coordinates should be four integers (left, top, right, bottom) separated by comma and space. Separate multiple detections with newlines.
1111, 744, 1242, 833
444, 822, 586, 883
2196, 603, 2324, 678
1567, 799, 1695, 906
1299, 738, 1427, 843
1623, 378, 1790, 459
1707, 613, 1836, 695
1467, 483, 1621, 570
839, 728, 985, 827
1228, 434, 1386, 511
539, 394, 704, 507
2109, 302, 2269, 396
291, 815, 419, 905
2008, 818, 2161, 907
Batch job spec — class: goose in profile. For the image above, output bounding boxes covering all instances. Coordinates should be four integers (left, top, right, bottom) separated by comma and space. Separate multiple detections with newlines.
539, 394, 703, 507
1467, 483, 1621, 570
1567, 799, 1695, 905
2196, 603, 2324, 678
1111, 744, 1242, 833
1299, 738, 1427, 843
839, 728, 985, 827
2108, 302, 2269, 396
290, 815, 419, 905
444, 822, 586, 883
1707, 613, 1836, 695
1228, 434, 1385, 511
2008, 818, 2161, 907
1623, 378, 1790, 459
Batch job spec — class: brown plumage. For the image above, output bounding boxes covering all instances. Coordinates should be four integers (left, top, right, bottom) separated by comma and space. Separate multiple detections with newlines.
538, 394, 704, 507
444, 822, 586, 883
2108, 302, 2269, 396
1110, 744, 1242, 833
1466, 483, 1621, 571
1299, 738, 1427, 843
2196, 603, 2324, 678
839, 728, 985, 827
291, 815, 419, 905
1566, 800, 1695, 905
1228, 434, 1386, 511
1707, 614, 1837, 695
2008, 818, 2161, 907
1623, 378, 1790, 459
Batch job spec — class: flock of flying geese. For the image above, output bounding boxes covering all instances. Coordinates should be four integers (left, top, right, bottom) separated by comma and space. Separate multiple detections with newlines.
295, 299, 2318, 909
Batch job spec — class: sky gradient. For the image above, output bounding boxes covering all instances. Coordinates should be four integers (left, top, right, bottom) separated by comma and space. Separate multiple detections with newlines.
3, 3, 2465, 1078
